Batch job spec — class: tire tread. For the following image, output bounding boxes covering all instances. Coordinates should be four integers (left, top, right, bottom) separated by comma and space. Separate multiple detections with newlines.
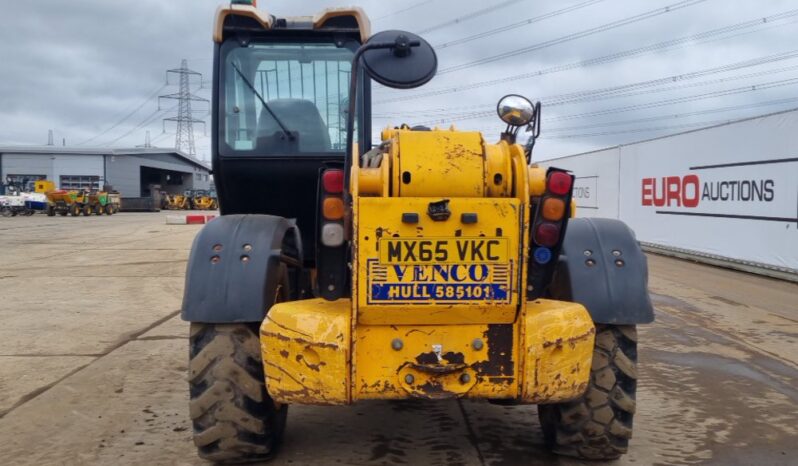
539, 324, 637, 460
189, 323, 286, 462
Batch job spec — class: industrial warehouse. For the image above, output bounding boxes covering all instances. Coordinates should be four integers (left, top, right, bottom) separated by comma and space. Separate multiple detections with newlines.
0, 145, 211, 197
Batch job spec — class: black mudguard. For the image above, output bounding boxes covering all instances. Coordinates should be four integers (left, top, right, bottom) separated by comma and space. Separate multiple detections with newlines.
181, 214, 302, 323
550, 218, 654, 324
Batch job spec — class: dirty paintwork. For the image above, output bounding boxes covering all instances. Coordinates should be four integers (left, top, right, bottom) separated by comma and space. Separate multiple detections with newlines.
354, 322, 517, 400
261, 298, 351, 405
392, 130, 486, 198
261, 297, 592, 404
523, 299, 595, 403
262, 127, 592, 406
528, 166, 546, 197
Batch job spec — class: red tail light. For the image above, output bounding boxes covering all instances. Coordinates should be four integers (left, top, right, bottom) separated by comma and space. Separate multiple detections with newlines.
548, 171, 572, 196
535, 222, 560, 247
322, 169, 344, 194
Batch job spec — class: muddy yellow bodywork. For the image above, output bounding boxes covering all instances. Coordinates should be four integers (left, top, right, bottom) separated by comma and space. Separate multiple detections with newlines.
261, 298, 593, 404
261, 127, 594, 405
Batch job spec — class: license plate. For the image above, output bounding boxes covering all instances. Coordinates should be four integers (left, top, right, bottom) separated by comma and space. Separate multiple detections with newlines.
367, 257, 513, 305
378, 237, 509, 264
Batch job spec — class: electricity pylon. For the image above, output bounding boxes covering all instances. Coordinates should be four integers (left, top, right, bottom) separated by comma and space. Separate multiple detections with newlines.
159, 59, 209, 156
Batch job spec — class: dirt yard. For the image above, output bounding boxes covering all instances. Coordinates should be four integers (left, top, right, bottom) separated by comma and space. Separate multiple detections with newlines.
0, 213, 796, 465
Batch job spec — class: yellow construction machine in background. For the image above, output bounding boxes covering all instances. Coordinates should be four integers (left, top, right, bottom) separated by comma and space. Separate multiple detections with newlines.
189, 190, 218, 210
161, 193, 191, 210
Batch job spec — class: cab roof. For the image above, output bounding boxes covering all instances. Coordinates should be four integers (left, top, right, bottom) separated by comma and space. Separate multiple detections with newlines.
214, 4, 371, 43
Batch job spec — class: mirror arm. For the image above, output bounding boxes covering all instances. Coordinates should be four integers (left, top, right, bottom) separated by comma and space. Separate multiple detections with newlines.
343, 39, 421, 201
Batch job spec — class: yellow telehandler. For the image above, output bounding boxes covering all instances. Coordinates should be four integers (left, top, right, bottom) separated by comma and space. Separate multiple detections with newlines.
181, 2, 653, 462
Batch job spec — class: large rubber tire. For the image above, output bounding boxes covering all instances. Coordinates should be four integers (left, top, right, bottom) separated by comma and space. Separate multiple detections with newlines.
47, 206, 56, 217
189, 324, 287, 462
538, 324, 637, 460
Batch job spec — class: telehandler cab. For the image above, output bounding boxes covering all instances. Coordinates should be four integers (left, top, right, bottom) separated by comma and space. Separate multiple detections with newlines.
182, 2, 653, 462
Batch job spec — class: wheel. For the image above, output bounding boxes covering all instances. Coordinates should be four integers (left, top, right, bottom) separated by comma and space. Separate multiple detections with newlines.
188, 268, 289, 462
47, 206, 56, 217
1, 207, 11, 217
538, 324, 637, 460
104, 204, 113, 215
70, 204, 81, 216
95, 205, 103, 215
82, 204, 92, 216
189, 324, 287, 462
24, 209, 35, 216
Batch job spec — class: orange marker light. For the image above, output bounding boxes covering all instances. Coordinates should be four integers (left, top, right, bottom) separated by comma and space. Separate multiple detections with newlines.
542, 197, 566, 221
323, 197, 345, 220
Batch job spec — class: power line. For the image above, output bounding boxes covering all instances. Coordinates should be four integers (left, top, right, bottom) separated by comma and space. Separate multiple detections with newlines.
471, 79, 798, 139
545, 54, 798, 105
375, 49, 798, 120
373, 0, 440, 22
75, 83, 167, 146
434, 0, 605, 50
543, 97, 798, 133
100, 104, 178, 146
543, 117, 735, 139
100, 108, 164, 146
547, 76, 798, 122
401, 52, 798, 124
416, 0, 527, 34
372, 0, 604, 95
375, 9, 798, 104
553, 64, 798, 105
151, 131, 173, 146
437, 0, 707, 74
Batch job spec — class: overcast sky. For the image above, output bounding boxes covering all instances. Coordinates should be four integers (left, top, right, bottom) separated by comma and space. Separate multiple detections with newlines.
1, 0, 797, 161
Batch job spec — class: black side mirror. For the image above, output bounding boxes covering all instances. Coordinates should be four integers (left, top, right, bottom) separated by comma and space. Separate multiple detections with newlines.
344, 30, 437, 194
361, 30, 437, 89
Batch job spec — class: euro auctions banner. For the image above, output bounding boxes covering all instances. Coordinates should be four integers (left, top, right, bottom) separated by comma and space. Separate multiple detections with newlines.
542, 109, 798, 272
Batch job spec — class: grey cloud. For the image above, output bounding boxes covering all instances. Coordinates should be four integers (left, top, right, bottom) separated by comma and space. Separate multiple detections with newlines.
1, 0, 796, 160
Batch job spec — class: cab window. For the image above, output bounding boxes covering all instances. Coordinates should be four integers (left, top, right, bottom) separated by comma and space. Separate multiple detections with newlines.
220, 40, 358, 155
